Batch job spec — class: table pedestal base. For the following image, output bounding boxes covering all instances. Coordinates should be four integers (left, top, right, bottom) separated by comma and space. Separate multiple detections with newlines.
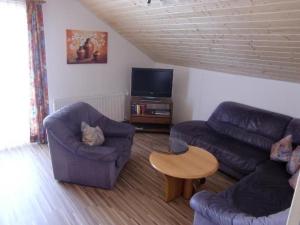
164, 175, 206, 202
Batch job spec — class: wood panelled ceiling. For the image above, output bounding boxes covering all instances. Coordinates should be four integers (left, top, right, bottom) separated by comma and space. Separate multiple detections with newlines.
80, 0, 300, 83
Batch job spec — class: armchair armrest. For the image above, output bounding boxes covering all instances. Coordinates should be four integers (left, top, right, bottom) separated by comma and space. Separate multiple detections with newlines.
190, 191, 289, 225
100, 118, 135, 138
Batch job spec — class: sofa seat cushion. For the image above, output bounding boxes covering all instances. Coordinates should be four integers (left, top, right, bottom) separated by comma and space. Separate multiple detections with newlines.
232, 161, 294, 217
171, 121, 269, 175
195, 134, 269, 174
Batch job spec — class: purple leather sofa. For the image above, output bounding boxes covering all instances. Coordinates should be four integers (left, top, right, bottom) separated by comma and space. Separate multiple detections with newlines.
171, 102, 300, 225
43, 102, 135, 189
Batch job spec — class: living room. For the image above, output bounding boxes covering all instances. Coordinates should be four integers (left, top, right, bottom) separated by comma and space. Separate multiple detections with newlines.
0, 0, 300, 224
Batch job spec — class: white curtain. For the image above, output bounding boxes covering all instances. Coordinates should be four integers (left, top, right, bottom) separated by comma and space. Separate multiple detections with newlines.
0, 0, 30, 148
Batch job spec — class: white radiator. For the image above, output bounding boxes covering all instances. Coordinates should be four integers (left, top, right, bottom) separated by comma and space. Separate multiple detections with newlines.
53, 93, 127, 122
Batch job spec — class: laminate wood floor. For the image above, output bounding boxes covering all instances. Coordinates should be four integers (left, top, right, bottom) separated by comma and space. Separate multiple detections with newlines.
0, 133, 236, 225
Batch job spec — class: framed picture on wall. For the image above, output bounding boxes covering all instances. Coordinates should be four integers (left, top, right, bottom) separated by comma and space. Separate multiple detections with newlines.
66, 29, 108, 64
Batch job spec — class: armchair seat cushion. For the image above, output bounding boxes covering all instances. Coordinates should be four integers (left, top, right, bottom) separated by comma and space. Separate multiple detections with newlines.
104, 137, 132, 167
104, 137, 132, 154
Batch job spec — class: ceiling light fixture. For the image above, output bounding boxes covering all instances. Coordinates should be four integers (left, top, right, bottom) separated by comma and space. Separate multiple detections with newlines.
147, 0, 151, 4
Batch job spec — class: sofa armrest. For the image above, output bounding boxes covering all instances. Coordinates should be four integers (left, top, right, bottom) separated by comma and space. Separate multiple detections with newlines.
190, 191, 289, 225
100, 118, 135, 138
190, 191, 239, 225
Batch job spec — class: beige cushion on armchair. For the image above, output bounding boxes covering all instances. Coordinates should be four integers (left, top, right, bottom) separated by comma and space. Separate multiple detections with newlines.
81, 121, 105, 146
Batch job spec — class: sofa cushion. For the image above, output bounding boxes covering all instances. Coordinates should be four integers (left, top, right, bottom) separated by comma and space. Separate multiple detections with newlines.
207, 102, 292, 151
232, 161, 294, 217
171, 121, 269, 175
195, 134, 269, 175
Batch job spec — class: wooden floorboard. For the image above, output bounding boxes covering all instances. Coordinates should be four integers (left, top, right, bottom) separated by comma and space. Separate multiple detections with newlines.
0, 133, 236, 225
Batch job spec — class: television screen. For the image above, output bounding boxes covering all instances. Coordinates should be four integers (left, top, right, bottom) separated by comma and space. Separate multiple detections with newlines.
131, 68, 173, 98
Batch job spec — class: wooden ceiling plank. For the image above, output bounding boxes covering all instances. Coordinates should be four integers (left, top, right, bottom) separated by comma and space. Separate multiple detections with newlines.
108, 10, 300, 25
146, 51, 300, 69
133, 41, 300, 53
128, 37, 300, 48
112, 20, 300, 32
123, 33, 300, 42
148, 52, 300, 72
138, 47, 300, 63
156, 57, 300, 80
117, 27, 300, 38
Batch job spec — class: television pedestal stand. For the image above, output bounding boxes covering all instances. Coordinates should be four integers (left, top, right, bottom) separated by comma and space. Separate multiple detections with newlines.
129, 96, 173, 133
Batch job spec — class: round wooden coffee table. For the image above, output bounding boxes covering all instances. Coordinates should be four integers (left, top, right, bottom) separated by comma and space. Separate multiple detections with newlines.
149, 146, 219, 202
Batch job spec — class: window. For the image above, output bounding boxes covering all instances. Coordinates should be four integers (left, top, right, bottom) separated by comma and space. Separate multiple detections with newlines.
0, 0, 30, 148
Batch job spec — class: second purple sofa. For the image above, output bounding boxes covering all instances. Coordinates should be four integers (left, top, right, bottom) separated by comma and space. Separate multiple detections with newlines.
171, 102, 299, 225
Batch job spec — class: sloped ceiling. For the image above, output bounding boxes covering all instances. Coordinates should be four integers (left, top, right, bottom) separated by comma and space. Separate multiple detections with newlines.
80, 0, 300, 83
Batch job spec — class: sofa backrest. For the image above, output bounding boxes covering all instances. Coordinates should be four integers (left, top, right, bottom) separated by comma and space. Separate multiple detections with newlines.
285, 118, 300, 146
207, 102, 292, 151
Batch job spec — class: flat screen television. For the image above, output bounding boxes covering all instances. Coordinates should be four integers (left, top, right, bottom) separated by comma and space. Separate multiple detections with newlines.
131, 68, 173, 98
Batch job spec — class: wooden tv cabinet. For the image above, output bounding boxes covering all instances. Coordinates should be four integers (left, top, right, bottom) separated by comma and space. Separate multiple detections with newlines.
129, 96, 173, 133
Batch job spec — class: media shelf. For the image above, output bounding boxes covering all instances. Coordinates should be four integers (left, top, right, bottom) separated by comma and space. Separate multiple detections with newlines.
129, 96, 173, 133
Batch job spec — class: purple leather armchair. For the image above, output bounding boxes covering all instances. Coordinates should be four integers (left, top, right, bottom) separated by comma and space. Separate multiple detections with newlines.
43, 102, 135, 189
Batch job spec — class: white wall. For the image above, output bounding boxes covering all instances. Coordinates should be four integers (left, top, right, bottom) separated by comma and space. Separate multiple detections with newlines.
43, 0, 154, 112
155, 63, 300, 123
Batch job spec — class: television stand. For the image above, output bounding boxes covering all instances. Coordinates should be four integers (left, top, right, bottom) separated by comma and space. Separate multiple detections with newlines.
141, 96, 158, 100
129, 96, 173, 133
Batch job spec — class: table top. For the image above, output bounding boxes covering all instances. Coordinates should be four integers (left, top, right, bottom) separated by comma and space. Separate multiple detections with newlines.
149, 146, 219, 179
